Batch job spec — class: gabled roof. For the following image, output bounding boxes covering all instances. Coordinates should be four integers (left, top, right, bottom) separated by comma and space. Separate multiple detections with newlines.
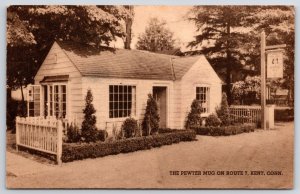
56, 41, 207, 81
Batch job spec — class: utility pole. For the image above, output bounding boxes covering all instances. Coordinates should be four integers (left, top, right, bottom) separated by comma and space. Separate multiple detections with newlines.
261, 31, 266, 130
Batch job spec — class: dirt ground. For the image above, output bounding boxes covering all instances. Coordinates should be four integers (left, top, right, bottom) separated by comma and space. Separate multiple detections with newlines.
6, 122, 294, 189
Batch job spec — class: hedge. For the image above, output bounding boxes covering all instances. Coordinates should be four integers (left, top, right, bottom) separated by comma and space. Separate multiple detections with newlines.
275, 108, 294, 122
62, 130, 196, 162
194, 123, 256, 136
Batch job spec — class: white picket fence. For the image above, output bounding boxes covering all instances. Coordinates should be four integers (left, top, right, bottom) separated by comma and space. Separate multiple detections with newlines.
228, 105, 261, 124
16, 116, 64, 165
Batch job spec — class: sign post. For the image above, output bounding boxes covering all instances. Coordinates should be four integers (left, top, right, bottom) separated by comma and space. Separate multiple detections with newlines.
260, 31, 285, 130
261, 32, 266, 130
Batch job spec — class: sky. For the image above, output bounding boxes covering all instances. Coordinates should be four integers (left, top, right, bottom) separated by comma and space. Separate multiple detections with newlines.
111, 6, 197, 50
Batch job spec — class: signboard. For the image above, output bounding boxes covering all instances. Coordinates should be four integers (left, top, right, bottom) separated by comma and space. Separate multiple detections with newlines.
267, 50, 283, 78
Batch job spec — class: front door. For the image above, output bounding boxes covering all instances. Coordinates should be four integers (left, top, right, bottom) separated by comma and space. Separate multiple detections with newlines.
153, 86, 167, 128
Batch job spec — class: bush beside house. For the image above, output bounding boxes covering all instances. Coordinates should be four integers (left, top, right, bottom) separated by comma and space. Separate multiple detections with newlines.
185, 99, 202, 129
185, 92, 258, 136
205, 114, 221, 127
142, 94, 160, 136
81, 89, 99, 143
194, 123, 256, 136
121, 117, 139, 138
216, 92, 231, 126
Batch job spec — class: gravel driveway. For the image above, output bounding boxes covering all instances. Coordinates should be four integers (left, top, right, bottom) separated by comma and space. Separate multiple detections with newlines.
6, 122, 294, 189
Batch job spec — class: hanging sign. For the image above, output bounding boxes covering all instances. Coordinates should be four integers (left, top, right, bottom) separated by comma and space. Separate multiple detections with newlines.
266, 49, 284, 78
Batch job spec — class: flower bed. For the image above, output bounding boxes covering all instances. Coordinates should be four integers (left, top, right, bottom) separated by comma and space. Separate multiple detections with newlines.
194, 123, 256, 136
62, 130, 196, 162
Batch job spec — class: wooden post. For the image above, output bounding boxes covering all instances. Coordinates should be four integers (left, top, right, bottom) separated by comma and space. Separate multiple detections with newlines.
57, 119, 63, 165
16, 117, 19, 152
261, 31, 266, 130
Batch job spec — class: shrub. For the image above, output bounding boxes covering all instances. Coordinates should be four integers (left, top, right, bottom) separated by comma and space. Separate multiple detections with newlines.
66, 123, 81, 143
158, 128, 178, 133
121, 117, 138, 138
185, 99, 202, 129
194, 123, 256, 136
81, 89, 98, 143
205, 114, 221, 127
62, 130, 196, 162
97, 130, 108, 142
142, 94, 160, 136
216, 92, 231, 126
275, 108, 294, 122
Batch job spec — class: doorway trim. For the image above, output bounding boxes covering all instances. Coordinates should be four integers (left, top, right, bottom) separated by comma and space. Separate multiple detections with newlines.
152, 84, 169, 128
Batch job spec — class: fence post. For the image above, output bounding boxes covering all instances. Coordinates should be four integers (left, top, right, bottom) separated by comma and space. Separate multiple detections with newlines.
16, 117, 19, 152
57, 119, 63, 165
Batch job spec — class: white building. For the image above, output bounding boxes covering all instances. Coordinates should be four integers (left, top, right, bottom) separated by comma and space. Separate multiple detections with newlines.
29, 41, 222, 133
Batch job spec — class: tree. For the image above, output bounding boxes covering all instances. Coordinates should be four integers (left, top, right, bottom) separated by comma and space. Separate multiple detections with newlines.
7, 5, 133, 119
185, 99, 202, 129
187, 6, 294, 104
6, 5, 132, 91
123, 6, 134, 49
142, 94, 160, 136
216, 93, 231, 126
136, 17, 175, 52
251, 7, 294, 106
81, 89, 98, 142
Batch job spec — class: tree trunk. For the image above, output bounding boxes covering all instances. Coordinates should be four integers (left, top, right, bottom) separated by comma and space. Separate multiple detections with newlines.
226, 21, 232, 105
124, 6, 134, 50
19, 81, 26, 117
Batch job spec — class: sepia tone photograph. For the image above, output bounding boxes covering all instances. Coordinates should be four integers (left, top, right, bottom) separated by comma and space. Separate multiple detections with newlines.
6, 5, 295, 189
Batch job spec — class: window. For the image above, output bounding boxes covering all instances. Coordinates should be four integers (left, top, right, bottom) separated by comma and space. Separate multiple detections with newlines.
28, 85, 41, 116
196, 87, 210, 113
109, 85, 136, 118
53, 85, 67, 118
42, 84, 67, 118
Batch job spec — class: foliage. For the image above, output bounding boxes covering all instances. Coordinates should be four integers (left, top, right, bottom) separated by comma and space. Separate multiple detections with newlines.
81, 89, 98, 143
231, 76, 285, 105
62, 130, 196, 162
142, 94, 160, 136
216, 93, 231, 126
158, 128, 179, 134
136, 17, 175, 52
187, 6, 294, 104
194, 123, 256, 136
66, 123, 81, 143
231, 76, 261, 104
274, 108, 294, 122
185, 99, 202, 129
121, 117, 138, 138
6, 98, 19, 132
205, 114, 221, 127
6, 5, 133, 98
97, 130, 108, 142
7, 11, 36, 47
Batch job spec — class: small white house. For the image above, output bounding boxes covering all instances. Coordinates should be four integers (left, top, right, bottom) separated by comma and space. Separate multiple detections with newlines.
29, 41, 222, 133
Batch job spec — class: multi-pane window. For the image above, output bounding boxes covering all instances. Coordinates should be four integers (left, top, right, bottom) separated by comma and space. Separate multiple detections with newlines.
109, 85, 136, 118
28, 85, 41, 116
196, 87, 210, 113
53, 85, 67, 118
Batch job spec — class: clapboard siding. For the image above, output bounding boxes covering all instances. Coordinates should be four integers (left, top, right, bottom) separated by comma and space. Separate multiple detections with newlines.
81, 77, 177, 133
33, 42, 222, 134
34, 42, 83, 122
180, 57, 222, 128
